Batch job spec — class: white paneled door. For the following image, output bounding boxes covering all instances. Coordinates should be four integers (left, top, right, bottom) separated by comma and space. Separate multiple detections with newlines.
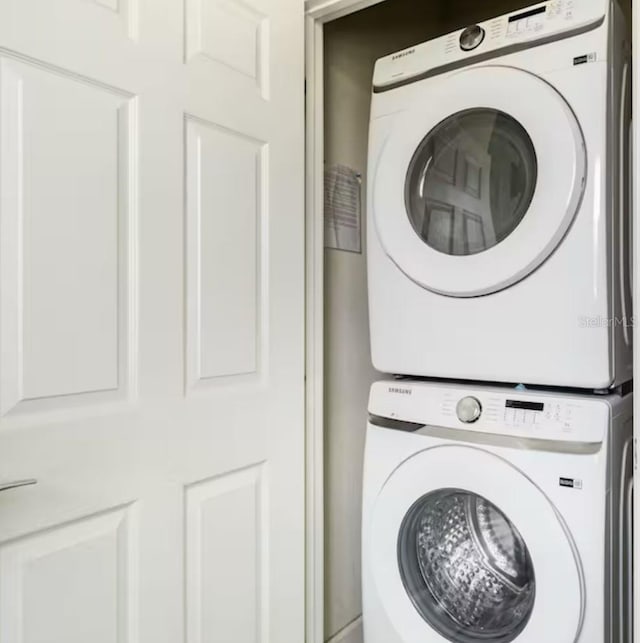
0, 1, 304, 642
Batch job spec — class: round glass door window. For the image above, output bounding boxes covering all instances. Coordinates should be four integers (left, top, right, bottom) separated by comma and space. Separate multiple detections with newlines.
405, 109, 537, 257
398, 489, 535, 643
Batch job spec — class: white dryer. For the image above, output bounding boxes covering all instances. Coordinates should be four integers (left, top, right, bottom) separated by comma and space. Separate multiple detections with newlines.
362, 380, 633, 643
367, 0, 632, 389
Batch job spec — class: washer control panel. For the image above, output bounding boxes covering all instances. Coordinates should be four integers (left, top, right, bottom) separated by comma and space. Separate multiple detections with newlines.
450, 394, 580, 434
370, 381, 610, 444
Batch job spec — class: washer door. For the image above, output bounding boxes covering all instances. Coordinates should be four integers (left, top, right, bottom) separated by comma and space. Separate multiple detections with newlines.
372, 66, 586, 297
368, 445, 584, 642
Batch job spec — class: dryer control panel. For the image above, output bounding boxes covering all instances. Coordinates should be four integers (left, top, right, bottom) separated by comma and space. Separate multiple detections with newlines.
369, 381, 612, 444
373, 0, 608, 91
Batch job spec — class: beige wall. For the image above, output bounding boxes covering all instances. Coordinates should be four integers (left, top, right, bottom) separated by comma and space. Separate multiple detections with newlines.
323, 18, 379, 643
322, 1, 616, 642
621, 0, 630, 21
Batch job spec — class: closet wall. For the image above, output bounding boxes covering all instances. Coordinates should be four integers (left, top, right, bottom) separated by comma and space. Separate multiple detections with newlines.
323, 0, 567, 641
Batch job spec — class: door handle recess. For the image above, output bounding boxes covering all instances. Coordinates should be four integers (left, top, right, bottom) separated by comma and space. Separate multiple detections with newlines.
0, 479, 37, 492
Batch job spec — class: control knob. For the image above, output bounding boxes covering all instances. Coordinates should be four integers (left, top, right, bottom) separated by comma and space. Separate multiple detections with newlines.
456, 396, 482, 424
459, 25, 486, 51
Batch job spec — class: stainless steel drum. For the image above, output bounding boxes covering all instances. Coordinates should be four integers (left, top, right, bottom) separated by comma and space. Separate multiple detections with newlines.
397, 489, 536, 642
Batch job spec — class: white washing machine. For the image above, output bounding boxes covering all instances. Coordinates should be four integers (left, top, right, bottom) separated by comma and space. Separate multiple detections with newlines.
367, 0, 632, 389
362, 380, 633, 643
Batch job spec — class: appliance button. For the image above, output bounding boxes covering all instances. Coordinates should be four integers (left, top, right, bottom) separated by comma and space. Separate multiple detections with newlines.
456, 397, 482, 424
459, 25, 486, 51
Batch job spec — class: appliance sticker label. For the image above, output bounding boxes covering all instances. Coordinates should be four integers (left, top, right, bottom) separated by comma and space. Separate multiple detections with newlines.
559, 477, 583, 489
573, 52, 597, 66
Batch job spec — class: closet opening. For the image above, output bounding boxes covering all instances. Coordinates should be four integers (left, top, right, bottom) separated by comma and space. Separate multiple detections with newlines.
305, 1, 633, 642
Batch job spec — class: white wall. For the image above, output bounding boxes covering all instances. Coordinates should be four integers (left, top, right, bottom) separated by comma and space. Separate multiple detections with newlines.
322, 0, 563, 641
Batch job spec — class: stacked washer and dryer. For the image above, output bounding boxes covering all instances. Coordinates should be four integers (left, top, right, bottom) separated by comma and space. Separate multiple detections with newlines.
362, 1, 633, 642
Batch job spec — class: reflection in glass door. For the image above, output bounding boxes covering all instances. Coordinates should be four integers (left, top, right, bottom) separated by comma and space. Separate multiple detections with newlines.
406, 109, 538, 257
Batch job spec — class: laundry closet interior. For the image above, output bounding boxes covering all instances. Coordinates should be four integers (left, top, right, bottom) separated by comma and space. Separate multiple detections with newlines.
317, 0, 634, 642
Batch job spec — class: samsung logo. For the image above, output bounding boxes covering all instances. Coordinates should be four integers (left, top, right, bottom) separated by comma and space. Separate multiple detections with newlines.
392, 48, 415, 61
389, 387, 412, 396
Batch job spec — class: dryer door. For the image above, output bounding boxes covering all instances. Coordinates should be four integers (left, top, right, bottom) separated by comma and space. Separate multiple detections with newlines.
368, 445, 584, 643
372, 66, 586, 297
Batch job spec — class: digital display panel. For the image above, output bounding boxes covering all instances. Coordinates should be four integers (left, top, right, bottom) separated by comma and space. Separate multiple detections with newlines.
508, 6, 546, 22
505, 400, 545, 412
